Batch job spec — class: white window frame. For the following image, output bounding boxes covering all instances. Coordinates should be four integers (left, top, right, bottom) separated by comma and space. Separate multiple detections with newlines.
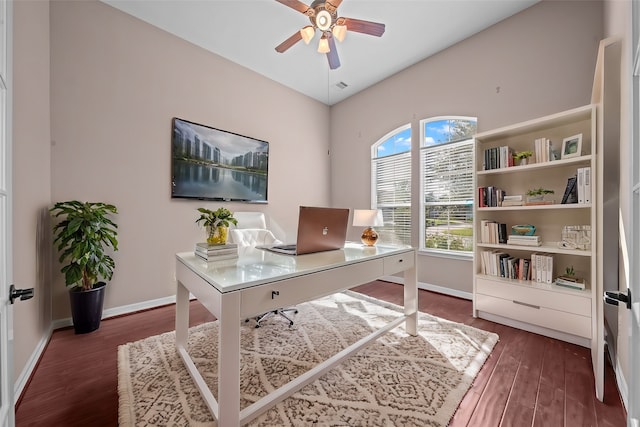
371, 124, 412, 246
419, 116, 476, 258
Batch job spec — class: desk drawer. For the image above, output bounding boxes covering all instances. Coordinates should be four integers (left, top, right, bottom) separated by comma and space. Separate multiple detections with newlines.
383, 252, 414, 275
240, 258, 384, 318
476, 293, 591, 338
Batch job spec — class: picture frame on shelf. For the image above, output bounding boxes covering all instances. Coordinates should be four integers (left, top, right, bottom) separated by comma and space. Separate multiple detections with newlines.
561, 133, 582, 159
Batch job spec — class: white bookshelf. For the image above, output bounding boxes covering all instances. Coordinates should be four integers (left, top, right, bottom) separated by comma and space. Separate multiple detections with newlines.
473, 104, 602, 398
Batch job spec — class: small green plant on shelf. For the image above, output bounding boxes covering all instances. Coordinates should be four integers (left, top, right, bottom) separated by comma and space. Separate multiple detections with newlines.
526, 188, 555, 197
514, 150, 534, 160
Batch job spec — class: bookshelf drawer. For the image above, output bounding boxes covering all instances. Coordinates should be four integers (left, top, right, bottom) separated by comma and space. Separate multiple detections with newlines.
476, 293, 591, 338
476, 277, 591, 317
383, 252, 414, 275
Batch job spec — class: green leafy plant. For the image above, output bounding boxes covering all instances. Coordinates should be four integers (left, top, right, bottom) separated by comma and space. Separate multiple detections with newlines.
195, 207, 238, 228
50, 201, 119, 291
514, 150, 534, 160
526, 187, 555, 197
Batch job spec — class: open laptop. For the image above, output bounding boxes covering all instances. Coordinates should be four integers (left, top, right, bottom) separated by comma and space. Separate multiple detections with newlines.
265, 206, 349, 255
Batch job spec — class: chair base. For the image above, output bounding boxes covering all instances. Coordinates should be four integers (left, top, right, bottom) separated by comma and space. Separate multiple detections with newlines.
247, 307, 298, 328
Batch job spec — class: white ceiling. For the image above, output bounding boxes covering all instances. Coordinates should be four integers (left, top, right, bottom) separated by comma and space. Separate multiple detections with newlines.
102, 0, 539, 105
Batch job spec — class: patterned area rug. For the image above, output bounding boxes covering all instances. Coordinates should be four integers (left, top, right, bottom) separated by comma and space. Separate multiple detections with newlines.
118, 291, 498, 426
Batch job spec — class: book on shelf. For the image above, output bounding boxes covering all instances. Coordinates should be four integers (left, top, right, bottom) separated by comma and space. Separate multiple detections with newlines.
561, 175, 578, 204
575, 166, 592, 204
507, 238, 541, 247
534, 138, 555, 163
554, 276, 586, 290
583, 166, 591, 203
483, 146, 514, 170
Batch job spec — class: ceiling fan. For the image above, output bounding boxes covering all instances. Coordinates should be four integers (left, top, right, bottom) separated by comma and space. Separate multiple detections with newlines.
274, 0, 385, 70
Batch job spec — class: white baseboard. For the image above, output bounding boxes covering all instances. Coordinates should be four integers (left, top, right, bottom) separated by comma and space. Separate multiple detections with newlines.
615, 356, 629, 411
51, 294, 179, 330
14, 324, 53, 401
380, 275, 473, 300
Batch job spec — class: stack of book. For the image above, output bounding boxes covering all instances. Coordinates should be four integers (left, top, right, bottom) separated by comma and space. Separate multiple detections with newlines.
554, 276, 586, 290
501, 195, 523, 207
506, 234, 541, 246
194, 243, 238, 261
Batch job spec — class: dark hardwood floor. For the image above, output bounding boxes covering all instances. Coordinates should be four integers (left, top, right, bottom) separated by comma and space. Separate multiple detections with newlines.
15, 281, 627, 426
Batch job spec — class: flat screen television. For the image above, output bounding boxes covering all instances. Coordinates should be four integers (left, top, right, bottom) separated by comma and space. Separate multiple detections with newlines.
171, 118, 269, 203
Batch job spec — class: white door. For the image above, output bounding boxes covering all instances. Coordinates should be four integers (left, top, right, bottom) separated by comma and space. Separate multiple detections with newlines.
629, 4, 640, 425
0, 0, 12, 425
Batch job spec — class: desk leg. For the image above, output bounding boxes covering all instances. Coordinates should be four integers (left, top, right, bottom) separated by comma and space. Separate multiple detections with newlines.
218, 292, 241, 427
404, 252, 418, 336
175, 279, 189, 349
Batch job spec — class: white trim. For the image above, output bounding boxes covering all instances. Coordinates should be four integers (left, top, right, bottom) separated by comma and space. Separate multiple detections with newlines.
13, 324, 53, 402
51, 294, 179, 330
615, 356, 629, 411
381, 275, 473, 300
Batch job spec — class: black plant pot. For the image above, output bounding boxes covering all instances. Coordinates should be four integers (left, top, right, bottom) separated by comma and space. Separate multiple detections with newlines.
69, 282, 107, 334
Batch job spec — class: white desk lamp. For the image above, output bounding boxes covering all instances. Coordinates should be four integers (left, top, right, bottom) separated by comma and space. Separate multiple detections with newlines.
353, 209, 384, 246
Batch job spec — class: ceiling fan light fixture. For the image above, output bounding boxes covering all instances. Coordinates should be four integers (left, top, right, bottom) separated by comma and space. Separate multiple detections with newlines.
332, 24, 346, 42
317, 34, 330, 53
300, 26, 315, 44
315, 9, 332, 31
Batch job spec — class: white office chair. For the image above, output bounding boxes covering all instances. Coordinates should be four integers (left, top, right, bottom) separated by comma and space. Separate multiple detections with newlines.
229, 212, 298, 328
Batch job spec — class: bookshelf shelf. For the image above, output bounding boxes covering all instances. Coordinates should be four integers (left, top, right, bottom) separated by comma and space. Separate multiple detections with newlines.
476, 242, 592, 256
477, 154, 593, 176
478, 203, 591, 211
473, 104, 601, 399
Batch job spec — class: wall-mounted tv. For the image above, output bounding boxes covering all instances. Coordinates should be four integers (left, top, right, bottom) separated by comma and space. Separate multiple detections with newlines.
171, 118, 269, 203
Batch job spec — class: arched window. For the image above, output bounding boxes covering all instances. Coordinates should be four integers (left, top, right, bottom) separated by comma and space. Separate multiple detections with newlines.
371, 125, 411, 245
420, 117, 477, 254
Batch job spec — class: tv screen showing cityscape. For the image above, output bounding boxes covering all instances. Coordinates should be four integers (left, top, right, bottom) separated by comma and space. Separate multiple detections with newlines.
171, 118, 269, 202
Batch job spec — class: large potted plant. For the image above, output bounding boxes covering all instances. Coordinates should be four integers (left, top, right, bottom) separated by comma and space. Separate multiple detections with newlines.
50, 201, 118, 334
195, 207, 237, 245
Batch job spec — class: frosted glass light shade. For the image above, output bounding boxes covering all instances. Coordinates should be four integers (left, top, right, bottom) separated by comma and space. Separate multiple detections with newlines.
317, 36, 330, 53
300, 26, 315, 44
332, 25, 347, 42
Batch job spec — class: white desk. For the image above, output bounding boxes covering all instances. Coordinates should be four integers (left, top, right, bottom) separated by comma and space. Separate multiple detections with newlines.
175, 242, 417, 426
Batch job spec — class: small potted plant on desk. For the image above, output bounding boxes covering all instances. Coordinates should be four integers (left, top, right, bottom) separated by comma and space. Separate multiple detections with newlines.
514, 150, 534, 166
50, 201, 118, 334
195, 207, 238, 245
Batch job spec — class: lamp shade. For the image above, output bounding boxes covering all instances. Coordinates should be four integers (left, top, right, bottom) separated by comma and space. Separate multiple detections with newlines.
353, 209, 383, 227
300, 26, 315, 44
317, 35, 330, 53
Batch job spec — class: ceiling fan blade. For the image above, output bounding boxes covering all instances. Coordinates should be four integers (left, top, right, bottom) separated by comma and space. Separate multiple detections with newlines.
326, 35, 340, 69
275, 0, 312, 15
340, 17, 385, 37
275, 30, 303, 53
324, 0, 343, 13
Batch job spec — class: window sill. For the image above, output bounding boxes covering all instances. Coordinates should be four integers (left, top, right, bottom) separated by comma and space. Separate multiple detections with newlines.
418, 249, 473, 261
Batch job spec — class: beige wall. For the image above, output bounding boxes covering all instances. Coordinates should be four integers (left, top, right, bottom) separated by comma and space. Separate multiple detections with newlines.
12, 0, 52, 384
49, 0, 330, 319
330, 0, 603, 293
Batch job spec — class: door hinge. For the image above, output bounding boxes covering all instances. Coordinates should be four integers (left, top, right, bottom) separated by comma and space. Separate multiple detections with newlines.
604, 288, 632, 309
